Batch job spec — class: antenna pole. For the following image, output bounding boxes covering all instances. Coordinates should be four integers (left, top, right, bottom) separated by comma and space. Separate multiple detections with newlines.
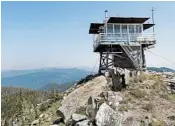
152, 7, 155, 33
105, 10, 108, 34
105, 10, 108, 20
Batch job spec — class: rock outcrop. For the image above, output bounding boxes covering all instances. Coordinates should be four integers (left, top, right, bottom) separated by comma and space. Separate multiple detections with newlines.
95, 103, 123, 126
101, 91, 123, 110
57, 76, 107, 123
75, 119, 89, 126
56, 73, 175, 126
4, 72, 175, 126
72, 114, 87, 123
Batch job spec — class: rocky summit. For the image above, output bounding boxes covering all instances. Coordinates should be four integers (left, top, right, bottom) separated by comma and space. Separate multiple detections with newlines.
1, 72, 175, 126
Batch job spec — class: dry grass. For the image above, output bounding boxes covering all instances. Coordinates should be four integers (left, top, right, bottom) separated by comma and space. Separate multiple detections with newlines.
129, 73, 164, 85
151, 76, 166, 92
128, 73, 168, 100
118, 104, 130, 111
121, 94, 136, 104
129, 73, 152, 84
140, 118, 165, 126
142, 103, 154, 112
129, 88, 148, 99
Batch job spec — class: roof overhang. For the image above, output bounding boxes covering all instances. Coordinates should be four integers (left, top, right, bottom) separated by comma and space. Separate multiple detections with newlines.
89, 17, 153, 34
107, 17, 149, 23
143, 24, 155, 30
89, 23, 104, 34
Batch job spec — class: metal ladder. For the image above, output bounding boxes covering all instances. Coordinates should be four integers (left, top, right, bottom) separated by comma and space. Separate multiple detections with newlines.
121, 45, 142, 70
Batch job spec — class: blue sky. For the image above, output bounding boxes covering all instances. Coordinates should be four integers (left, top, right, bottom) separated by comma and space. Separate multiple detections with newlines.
2, 1, 175, 70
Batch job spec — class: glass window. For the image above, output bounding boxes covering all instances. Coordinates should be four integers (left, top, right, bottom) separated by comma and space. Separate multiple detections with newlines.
122, 25, 127, 33
107, 24, 113, 33
114, 25, 120, 33
129, 25, 135, 33
136, 25, 142, 33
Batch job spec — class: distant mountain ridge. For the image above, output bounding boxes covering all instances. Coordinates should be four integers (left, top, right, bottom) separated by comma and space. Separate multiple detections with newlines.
147, 67, 175, 72
1, 69, 45, 78
1, 68, 90, 89
2, 67, 174, 90
39, 82, 75, 92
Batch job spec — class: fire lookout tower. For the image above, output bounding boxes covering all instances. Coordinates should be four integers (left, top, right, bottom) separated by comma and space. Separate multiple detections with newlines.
89, 12, 156, 74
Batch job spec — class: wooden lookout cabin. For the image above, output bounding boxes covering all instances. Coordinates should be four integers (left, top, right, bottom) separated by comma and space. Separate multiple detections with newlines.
89, 11, 156, 74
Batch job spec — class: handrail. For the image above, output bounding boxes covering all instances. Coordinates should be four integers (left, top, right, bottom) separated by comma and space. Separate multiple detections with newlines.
93, 33, 156, 50
121, 45, 140, 69
98, 33, 156, 36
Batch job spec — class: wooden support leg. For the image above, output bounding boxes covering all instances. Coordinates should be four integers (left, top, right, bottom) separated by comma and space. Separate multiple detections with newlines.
98, 52, 102, 74
106, 50, 109, 72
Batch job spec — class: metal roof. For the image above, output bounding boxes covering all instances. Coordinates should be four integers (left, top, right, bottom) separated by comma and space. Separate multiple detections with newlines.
107, 17, 149, 23
89, 17, 153, 34
89, 23, 104, 34
143, 24, 155, 30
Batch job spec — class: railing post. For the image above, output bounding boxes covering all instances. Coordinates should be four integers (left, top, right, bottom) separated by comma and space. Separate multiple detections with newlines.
128, 34, 130, 44
127, 24, 130, 44
140, 45, 143, 71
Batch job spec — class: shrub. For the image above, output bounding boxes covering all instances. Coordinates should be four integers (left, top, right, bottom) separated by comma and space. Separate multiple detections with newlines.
39, 103, 49, 112
168, 94, 175, 101
140, 120, 145, 126
140, 118, 164, 126
149, 119, 165, 126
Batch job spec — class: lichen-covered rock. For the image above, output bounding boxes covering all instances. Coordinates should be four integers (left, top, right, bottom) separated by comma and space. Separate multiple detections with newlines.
86, 104, 97, 123
101, 91, 123, 109
95, 103, 123, 126
72, 113, 87, 122
86, 96, 103, 123
75, 119, 90, 126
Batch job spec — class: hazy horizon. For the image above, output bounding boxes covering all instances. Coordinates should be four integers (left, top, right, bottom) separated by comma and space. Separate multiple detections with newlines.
1, 66, 174, 72
1, 66, 94, 71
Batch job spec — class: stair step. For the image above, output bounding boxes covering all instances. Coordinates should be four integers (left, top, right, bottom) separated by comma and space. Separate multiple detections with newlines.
121, 44, 142, 70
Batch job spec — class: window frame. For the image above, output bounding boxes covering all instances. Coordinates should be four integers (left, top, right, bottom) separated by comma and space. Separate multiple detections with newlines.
105, 23, 143, 34
107, 24, 113, 33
